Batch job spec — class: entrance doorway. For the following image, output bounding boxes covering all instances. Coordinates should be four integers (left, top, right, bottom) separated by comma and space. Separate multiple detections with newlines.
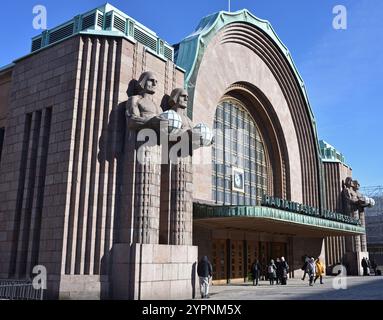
211, 239, 287, 284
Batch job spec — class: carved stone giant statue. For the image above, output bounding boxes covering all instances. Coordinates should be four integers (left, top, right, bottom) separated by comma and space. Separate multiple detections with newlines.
342, 177, 375, 253
342, 177, 359, 218
115, 73, 207, 299
126, 71, 164, 130
164, 88, 196, 245
353, 180, 375, 252
124, 71, 164, 244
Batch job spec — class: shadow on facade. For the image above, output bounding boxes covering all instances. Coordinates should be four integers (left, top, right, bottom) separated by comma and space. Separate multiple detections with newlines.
98, 101, 126, 299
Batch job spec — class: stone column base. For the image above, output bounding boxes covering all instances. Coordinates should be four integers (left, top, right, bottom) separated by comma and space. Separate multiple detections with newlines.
112, 243, 198, 300
343, 251, 369, 276
58, 275, 109, 300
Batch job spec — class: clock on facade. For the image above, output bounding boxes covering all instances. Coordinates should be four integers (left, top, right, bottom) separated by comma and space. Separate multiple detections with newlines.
232, 167, 245, 193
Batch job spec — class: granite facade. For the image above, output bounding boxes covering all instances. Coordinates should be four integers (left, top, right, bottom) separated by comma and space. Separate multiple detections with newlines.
0, 34, 186, 298
0, 10, 367, 298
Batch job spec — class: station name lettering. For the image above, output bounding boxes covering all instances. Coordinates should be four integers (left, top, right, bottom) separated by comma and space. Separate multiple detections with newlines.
261, 195, 360, 226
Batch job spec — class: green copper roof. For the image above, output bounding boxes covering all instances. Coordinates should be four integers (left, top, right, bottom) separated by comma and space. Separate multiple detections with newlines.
30, 3, 174, 61
319, 140, 348, 166
175, 9, 317, 127
193, 204, 365, 235
175, 10, 329, 209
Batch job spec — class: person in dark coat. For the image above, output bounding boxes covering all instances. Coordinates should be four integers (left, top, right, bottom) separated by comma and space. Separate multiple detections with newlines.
361, 258, 368, 276
251, 259, 261, 286
197, 256, 213, 298
301, 254, 309, 280
371, 259, 378, 275
275, 258, 281, 284
366, 258, 371, 276
280, 256, 289, 285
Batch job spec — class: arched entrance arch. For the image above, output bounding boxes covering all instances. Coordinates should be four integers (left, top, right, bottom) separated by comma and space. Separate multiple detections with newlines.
190, 34, 303, 203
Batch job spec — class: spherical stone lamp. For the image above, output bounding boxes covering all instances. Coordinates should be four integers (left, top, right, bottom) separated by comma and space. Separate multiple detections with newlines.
363, 196, 376, 208
160, 110, 183, 134
193, 123, 214, 146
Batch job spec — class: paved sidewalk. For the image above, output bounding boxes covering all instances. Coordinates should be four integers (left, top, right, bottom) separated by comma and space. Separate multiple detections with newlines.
199, 276, 383, 300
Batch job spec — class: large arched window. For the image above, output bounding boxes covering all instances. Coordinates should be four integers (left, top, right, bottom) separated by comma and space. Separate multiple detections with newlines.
212, 99, 268, 205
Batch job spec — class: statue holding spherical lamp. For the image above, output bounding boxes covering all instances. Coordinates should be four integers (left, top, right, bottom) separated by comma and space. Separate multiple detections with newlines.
124, 70, 165, 244
114, 72, 201, 300
342, 177, 376, 275
160, 88, 213, 245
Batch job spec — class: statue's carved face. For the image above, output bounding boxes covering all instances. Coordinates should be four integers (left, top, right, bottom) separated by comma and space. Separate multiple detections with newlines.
177, 90, 188, 109
144, 76, 158, 94
353, 180, 360, 190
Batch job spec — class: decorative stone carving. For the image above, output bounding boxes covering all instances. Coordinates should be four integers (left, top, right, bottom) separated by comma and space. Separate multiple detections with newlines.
168, 88, 194, 131
167, 88, 194, 245
125, 71, 164, 244
342, 177, 375, 253
163, 88, 213, 245
114, 78, 199, 300
342, 177, 361, 252
353, 180, 375, 210
353, 180, 375, 252
342, 177, 359, 218
126, 71, 164, 132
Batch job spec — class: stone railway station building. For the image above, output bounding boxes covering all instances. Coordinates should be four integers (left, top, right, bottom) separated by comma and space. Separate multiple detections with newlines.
0, 4, 370, 299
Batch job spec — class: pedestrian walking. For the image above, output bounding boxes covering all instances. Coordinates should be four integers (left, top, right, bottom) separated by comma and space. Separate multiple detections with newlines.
361, 257, 368, 276
314, 257, 325, 284
268, 260, 277, 285
251, 259, 261, 286
301, 255, 309, 281
366, 258, 371, 276
307, 257, 316, 286
275, 258, 281, 284
197, 256, 213, 299
371, 259, 378, 276
280, 256, 289, 285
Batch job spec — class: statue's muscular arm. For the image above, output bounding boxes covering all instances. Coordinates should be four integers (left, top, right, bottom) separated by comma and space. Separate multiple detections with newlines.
126, 96, 146, 130
126, 96, 165, 131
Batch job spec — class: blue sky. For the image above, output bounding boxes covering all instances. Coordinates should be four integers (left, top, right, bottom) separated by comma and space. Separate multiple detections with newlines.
1, 0, 382, 188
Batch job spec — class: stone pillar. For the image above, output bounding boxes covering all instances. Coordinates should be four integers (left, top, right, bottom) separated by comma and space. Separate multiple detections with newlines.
345, 236, 353, 253
169, 156, 193, 245
133, 142, 161, 244
113, 137, 198, 300
226, 239, 232, 284
352, 210, 361, 253
359, 210, 367, 252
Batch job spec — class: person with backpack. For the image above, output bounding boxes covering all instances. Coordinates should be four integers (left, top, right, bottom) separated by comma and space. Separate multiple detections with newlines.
251, 259, 261, 286
197, 256, 213, 298
268, 260, 277, 285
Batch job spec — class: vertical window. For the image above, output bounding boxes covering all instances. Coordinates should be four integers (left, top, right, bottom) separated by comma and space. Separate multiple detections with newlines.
212, 100, 268, 205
